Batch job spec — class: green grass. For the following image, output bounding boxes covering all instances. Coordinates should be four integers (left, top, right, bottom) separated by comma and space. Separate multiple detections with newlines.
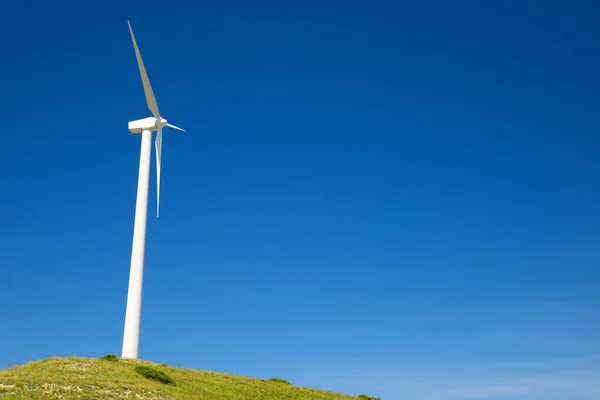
0, 356, 364, 399
267, 377, 291, 385
133, 364, 176, 385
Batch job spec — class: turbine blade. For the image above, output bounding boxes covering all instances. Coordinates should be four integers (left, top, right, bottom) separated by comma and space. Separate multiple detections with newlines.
127, 20, 160, 119
155, 126, 162, 217
166, 123, 185, 132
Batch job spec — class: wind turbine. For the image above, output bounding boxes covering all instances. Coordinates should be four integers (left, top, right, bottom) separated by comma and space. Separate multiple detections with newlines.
121, 20, 184, 360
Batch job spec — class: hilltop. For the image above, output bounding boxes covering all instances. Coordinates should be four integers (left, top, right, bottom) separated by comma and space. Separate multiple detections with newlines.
0, 355, 380, 400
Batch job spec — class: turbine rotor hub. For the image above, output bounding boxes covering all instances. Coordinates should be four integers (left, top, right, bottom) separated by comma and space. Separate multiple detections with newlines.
156, 117, 168, 128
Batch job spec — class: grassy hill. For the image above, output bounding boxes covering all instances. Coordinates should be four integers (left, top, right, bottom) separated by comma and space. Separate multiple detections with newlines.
0, 355, 379, 400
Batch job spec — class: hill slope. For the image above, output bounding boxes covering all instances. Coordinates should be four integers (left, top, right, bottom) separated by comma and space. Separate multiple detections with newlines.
0, 356, 371, 400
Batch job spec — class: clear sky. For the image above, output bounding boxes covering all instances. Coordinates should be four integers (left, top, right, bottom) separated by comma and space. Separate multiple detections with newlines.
2, 1, 599, 399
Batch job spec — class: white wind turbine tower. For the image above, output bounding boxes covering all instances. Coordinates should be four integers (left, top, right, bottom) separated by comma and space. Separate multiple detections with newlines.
121, 20, 184, 359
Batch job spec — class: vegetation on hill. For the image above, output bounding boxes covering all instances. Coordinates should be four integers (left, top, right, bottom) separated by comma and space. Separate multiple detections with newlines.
0, 355, 376, 400
358, 394, 381, 400
267, 377, 292, 385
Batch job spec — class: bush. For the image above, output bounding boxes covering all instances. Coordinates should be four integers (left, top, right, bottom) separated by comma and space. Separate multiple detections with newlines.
268, 378, 291, 385
133, 365, 176, 385
99, 354, 119, 362
358, 395, 381, 400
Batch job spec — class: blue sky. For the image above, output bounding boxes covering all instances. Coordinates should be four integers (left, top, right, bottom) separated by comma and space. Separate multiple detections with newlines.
2, 0, 600, 399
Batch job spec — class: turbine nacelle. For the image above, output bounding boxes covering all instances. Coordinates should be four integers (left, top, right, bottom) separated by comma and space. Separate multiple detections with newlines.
128, 117, 168, 134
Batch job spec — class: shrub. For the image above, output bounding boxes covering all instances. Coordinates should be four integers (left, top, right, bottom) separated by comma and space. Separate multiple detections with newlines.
99, 354, 119, 362
133, 365, 175, 385
268, 378, 291, 385
358, 395, 381, 400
